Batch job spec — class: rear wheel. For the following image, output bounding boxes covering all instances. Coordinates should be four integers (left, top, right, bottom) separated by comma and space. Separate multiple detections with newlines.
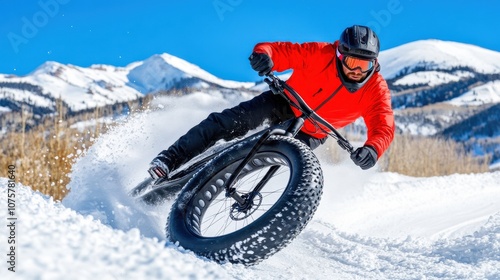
167, 135, 323, 265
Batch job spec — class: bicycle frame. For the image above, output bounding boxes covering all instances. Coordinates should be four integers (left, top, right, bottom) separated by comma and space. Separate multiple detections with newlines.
224, 73, 354, 208
133, 73, 355, 206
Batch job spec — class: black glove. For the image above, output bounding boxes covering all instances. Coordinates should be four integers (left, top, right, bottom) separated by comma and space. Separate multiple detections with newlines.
148, 152, 171, 180
350, 146, 378, 170
249, 52, 274, 76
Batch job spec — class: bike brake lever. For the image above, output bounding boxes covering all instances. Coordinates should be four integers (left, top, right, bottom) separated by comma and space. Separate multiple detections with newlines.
264, 75, 284, 96
337, 139, 354, 154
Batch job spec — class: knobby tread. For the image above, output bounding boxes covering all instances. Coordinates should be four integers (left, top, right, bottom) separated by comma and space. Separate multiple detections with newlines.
167, 135, 323, 265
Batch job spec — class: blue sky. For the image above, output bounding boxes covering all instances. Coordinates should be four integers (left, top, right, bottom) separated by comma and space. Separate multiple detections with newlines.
1, 0, 499, 82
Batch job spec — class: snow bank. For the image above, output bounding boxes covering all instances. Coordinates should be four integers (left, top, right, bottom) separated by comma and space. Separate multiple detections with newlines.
62, 91, 246, 239
0, 182, 239, 280
318, 169, 500, 240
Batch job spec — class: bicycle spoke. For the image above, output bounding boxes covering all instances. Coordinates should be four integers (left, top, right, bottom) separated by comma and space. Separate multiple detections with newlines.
191, 152, 291, 237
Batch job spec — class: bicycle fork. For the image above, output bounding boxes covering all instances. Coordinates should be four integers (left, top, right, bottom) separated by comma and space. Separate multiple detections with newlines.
224, 117, 305, 211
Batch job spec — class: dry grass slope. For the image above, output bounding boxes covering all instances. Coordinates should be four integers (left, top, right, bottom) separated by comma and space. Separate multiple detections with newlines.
0, 111, 102, 201
380, 134, 490, 176
0, 97, 153, 201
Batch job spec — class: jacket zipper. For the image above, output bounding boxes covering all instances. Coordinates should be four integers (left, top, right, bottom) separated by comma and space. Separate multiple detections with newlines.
312, 88, 323, 97
313, 84, 343, 112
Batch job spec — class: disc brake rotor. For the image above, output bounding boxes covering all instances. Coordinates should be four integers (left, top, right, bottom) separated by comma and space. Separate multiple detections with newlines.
230, 193, 263, 220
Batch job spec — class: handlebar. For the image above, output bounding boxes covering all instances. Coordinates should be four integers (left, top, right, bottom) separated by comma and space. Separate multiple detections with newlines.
264, 73, 354, 154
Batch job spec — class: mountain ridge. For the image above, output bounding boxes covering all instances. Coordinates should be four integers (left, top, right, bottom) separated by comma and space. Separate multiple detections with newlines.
0, 52, 256, 116
378, 39, 500, 79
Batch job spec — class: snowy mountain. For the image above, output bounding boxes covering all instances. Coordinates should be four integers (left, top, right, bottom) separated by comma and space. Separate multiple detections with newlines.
0, 62, 141, 114
2, 93, 499, 279
377, 40, 500, 165
0, 53, 255, 118
379, 39, 500, 80
128, 53, 254, 93
378, 40, 500, 108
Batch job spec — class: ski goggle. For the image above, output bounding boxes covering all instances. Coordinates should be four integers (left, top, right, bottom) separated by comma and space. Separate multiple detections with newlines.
336, 48, 375, 73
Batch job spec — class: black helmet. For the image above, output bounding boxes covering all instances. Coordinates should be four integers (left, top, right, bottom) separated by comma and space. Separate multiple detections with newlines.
338, 25, 380, 59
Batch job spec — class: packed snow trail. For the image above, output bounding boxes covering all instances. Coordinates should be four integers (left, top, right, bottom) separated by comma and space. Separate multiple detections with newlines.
2, 93, 499, 279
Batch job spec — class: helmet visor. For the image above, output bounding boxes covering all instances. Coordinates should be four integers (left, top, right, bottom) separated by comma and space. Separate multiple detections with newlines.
337, 48, 375, 73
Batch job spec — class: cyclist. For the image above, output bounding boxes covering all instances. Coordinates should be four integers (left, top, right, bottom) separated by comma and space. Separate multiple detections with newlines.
148, 25, 395, 180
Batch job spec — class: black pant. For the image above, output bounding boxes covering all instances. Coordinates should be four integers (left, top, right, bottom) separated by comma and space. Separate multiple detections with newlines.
161, 91, 326, 171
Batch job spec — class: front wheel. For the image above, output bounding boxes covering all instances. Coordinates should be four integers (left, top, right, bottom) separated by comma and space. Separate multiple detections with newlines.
167, 135, 323, 265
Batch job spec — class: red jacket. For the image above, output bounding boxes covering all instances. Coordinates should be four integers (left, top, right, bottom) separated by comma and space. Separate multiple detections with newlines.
253, 41, 395, 158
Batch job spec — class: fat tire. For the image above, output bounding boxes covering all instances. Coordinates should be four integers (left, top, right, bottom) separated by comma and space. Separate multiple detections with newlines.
167, 135, 323, 265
